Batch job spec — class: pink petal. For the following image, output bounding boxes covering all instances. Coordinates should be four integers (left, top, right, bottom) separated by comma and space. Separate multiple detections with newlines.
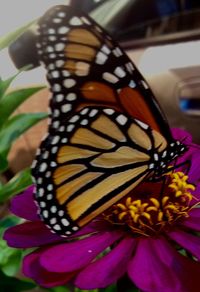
180, 208, 200, 231
168, 229, 200, 260
128, 236, 200, 292
23, 249, 75, 288
69, 219, 109, 239
188, 152, 200, 183
10, 186, 39, 221
40, 231, 122, 273
75, 237, 136, 289
128, 237, 181, 292
172, 128, 192, 144
3, 221, 61, 248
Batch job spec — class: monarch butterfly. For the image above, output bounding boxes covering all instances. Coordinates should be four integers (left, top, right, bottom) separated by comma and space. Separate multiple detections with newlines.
32, 4, 187, 236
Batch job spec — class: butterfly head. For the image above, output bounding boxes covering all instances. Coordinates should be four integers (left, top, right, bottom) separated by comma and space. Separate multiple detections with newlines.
149, 140, 187, 178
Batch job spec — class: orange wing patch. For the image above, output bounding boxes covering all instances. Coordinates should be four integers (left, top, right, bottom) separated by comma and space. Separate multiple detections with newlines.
119, 87, 160, 132
57, 145, 98, 163
91, 115, 125, 142
54, 164, 86, 185
81, 82, 117, 104
68, 28, 101, 47
56, 172, 102, 205
69, 166, 148, 224
71, 128, 115, 150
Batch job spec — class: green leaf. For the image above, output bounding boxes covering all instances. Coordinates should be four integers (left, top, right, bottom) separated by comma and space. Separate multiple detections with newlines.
0, 153, 8, 173
0, 238, 22, 277
1, 250, 22, 277
0, 271, 36, 291
0, 20, 36, 51
0, 216, 22, 277
0, 112, 48, 159
100, 285, 117, 292
0, 216, 20, 235
0, 86, 45, 127
0, 68, 33, 100
50, 286, 71, 292
0, 168, 32, 202
0, 75, 18, 100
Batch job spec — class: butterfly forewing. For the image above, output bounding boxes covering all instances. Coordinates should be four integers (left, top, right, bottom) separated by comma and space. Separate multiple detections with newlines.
36, 4, 171, 136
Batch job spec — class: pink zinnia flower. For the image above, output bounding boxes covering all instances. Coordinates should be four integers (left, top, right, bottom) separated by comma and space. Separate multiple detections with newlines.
4, 129, 200, 292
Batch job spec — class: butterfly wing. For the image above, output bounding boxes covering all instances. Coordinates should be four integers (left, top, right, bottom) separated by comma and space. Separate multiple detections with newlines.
33, 107, 169, 236
36, 4, 171, 138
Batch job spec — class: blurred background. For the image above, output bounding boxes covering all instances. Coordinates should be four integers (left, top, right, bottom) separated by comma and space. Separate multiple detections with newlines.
1, 0, 200, 175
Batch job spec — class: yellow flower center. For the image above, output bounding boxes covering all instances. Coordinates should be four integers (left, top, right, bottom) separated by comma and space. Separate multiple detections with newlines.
104, 172, 196, 237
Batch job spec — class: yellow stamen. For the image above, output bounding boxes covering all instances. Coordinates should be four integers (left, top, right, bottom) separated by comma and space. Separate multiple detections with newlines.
104, 171, 197, 237
150, 198, 160, 208
162, 196, 169, 205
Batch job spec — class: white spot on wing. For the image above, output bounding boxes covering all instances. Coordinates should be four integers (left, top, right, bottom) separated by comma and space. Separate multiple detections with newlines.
48, 28, 55, 34
46, 46, 54, 53
81, 119, 89, 125
81, 108, 89, 115
57, 12, 66, 18
58, 26, 69, 34
103, 72, 119, 84
61, 104, 72, 113
53, 84, 61, 92
52, 136, 60, 145
56, 94, 64, 102
89, 109, 98, 117
135, 119, 149, 130
63, 79, 76, 88
69, 115, 79, 123
51, 206, 57, 213
61, 218, 70, 226
70, 16, 83, 26
113, 47, 123, 57
67, 124, 75, 132
48, 63, 55, 70
39, 163, 47, 172
141, 80, 149, 89
53, 224, 61, 231
103, 109, 114, 115
81, 17, 91, 25
114, 67, 126, 78
49, 36, 56, 41
53, 18, 62, 23
61, 138, 68, 143
55, 43, 65, 52
50, 218, 57, 224
129, 80, 136, 88
101, 45, 111, 55
66, 93, 76, 101
51, 71, 60, 78
59, 210, 65, 217
56, 60, 65, 68
43, 210, 49, 218
96, 52, 108, 65
149, 163, 154, 169
154, 153, 159, 161
62, 70, 70, 77
116, 114, 128, 125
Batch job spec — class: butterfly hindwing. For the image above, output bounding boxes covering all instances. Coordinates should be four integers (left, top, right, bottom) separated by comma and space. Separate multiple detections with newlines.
33, 106, 171, 235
